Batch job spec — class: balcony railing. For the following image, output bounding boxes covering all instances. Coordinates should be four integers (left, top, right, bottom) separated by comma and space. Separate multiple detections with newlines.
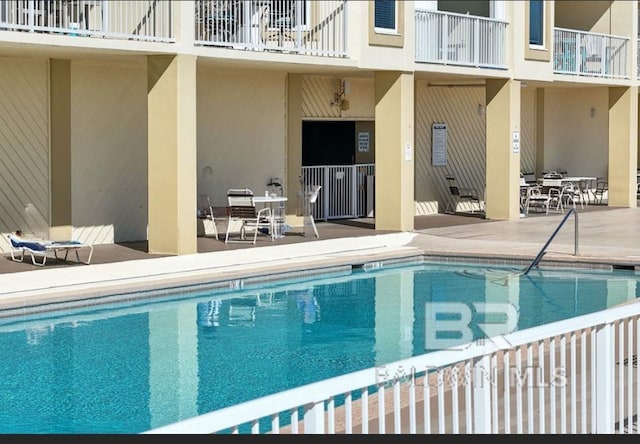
146, 296, 640, 434
195, 0, 347, 58
554, 28, 629, 79
0, 0, 174, 42
415, 9, 508, 69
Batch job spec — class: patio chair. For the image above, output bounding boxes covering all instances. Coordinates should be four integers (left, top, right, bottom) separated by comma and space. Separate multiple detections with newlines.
8, 232, 93, 266
525, 179, 564, 215
561, 181, 584, 210
303, 185, 321, 238
444, 175, 483, 214
225, 188, 273, 244
198, 195, 219, 240
592, 180, 608, 204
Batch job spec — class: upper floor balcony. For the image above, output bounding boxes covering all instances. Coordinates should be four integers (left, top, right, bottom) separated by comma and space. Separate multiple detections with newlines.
414, 9, 508, 70
553, 28, 629, 79
195, 0, 347, 58
0, 0, 347, 58
0, 0, 174, 42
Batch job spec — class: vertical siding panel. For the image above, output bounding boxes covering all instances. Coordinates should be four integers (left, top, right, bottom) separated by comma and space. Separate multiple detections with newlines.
415, 81, 485, 215
72, 60, 148, 244
0, 58, 49, 250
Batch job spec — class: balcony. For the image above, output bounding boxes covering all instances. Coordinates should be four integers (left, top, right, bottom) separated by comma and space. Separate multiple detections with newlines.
414, 9, 508, 69
195, 0, 347, 58
0, 0, 174, 42
553, 28, 629, 79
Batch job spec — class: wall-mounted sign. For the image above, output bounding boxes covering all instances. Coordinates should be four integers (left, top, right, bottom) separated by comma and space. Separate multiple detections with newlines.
404, 144, 412, 161
432, 123, 447, 166
512, 131, 520, 153
358, 132, 370, 152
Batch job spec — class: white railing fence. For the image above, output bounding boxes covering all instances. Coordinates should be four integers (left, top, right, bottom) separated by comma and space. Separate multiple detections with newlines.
0, 0, 173, 42
145, 299, 640, 434
195, 0, 347, 57
415, 9, 508, 69
554, 28, 629, 79
301, 164, 374, 220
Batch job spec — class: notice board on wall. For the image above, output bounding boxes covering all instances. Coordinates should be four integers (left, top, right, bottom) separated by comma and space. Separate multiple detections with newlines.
432, 123, 447, 166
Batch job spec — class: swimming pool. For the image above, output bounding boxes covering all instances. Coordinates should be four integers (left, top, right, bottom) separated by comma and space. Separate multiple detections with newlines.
0, 260, 638, 433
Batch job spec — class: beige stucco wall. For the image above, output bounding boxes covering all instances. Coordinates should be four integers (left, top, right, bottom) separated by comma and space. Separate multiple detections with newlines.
555, 1, 613, 34
512, 0, 555, 80
355, 0, 413, 71
72, 59, 149, 245
196, 68, 287, 209
543, 87, 609, 178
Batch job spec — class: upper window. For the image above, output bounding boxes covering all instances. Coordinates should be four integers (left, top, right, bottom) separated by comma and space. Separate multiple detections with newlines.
374, 0, 396, 33
529, 0, 544, 46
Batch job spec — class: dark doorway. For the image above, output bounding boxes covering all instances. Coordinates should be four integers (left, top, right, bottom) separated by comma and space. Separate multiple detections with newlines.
302, 121, 355, 166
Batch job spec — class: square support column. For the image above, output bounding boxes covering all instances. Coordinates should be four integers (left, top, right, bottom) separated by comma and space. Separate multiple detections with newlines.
485, 79, 521, 220
374, 71, 414, 232
608, 86, 638, 207
287, 74, 303, 225
147, 55, 198, 255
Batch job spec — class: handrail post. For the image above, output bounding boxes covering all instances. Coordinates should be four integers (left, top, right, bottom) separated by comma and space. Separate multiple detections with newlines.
523, 208, 578, 275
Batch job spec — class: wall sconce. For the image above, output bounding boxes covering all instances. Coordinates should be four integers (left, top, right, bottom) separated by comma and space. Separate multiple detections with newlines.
330, 79, 351, 111
477, 104, 485, 116
590, 107, 596, 118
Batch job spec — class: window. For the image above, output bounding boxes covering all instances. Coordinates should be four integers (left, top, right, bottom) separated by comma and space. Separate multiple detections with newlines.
529, 0, 544, 46
374, 0, 396, 33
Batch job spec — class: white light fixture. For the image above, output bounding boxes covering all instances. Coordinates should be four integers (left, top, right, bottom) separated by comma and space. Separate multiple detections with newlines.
590, 107, 596, 118
477, 104, 485, 116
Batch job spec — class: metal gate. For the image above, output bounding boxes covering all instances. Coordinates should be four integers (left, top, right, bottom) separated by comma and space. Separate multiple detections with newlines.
301, 164, 375, 220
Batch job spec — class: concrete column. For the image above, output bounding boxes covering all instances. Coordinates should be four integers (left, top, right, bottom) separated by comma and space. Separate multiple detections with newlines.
374, 71, 414, 232
147, 55, 198, 255
49, 59, 73, 240
535, 89, 545, 179
287, 74, 303, 225
608, 86, 638, 207
485, 79, 521, 220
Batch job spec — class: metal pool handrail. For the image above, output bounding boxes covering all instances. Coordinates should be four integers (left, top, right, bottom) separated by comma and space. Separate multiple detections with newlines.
523, 208, 578, 275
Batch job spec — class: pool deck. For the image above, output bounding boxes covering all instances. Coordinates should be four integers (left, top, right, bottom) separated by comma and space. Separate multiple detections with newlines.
1, 204, 639, 313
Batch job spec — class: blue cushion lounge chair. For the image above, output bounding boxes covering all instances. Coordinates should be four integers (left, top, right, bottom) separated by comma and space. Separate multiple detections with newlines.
8, 233, 93, 266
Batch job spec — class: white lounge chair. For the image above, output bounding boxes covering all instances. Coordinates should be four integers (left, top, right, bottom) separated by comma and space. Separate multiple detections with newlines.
225, 189, 273, 244
8, 233, 93, 266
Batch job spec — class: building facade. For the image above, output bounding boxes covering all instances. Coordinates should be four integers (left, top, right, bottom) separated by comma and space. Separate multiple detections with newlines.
0, 0, 636, 255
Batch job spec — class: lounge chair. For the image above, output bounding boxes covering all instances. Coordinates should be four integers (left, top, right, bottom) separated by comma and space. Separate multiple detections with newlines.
445, 175, 483, 214
225, 189, 273, 244
8, 233, 93, 266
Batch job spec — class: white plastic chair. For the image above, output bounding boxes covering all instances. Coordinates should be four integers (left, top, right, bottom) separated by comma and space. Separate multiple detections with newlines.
304, 185, 321, 238
198, 195, 219, 240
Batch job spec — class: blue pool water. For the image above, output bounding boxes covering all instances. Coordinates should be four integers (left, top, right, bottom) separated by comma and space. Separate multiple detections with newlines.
0, 261, 638, 434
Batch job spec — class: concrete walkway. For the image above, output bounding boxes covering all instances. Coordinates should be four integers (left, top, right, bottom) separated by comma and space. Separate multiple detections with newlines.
1, 207, 639, 313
